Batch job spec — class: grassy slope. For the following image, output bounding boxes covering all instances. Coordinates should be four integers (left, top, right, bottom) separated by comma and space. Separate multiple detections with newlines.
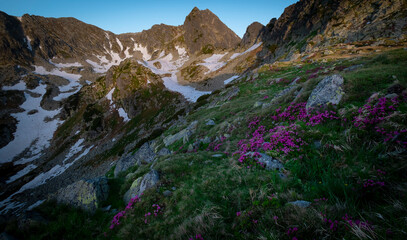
7, 49, 407, 239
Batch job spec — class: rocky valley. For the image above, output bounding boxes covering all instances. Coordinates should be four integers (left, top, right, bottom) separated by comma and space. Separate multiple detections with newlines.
0, 0, 407, 239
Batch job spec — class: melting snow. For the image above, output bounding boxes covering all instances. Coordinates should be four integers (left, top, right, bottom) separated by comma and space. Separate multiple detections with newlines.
26, 36, 33, 51
6, 164, 37, 184
230, 42, 263, 60
118, 108, 130, 122
224, 75, 239, 85
138, 51, 211, 102
49, 60, 82, 68
134, 43, 151, 61
116, 38, 123, 52
0, 82, 62, 164
34, 66, 82, 101
105, 88, 130, 122
17, 144, 93, 193
199, 53, 228, 74
27, 200, 45, 211
176, 46, 187, 57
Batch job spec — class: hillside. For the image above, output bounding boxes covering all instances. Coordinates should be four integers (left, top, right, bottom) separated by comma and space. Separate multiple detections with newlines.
1, 0, 407, 239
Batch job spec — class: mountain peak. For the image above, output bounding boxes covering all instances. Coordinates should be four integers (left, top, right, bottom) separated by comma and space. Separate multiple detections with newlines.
183, 7, 240, 53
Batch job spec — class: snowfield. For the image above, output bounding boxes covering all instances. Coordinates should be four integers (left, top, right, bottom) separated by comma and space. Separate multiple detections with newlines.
224, 75, 239, 85
230, 42, 263, 60
138, 48, 211, 102
0, 82, 62, 164
199, 53, 228, 74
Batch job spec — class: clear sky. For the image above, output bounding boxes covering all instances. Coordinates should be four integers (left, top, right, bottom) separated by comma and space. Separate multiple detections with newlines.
1, 0, 298, 38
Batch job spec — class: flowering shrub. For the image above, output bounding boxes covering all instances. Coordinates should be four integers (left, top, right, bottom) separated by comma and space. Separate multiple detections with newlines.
271, 102, 339, 126
353, 97, 400, 129
144, 204, 163, 224
110, 195, 142, 230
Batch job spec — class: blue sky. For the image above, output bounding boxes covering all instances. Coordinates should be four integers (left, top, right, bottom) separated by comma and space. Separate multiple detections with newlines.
1, 0, 298, 37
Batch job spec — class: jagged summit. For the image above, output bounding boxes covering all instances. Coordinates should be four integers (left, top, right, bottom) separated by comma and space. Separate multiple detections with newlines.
183, 7, 241, 53
241, 22, 265, 46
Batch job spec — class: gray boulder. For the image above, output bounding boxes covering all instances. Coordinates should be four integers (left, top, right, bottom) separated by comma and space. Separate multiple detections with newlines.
306, 74, 344, 112
245, 152, 284, 171
114, 141, 156, 177
205, 119, 215, 126
54, 177, 109, 212
123, 170, 159, 204
163, 121, 198, 146
157, 147, 171, 156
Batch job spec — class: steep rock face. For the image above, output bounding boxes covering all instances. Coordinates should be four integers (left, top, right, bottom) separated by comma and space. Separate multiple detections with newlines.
241, 22, 265, 46
127, 24, 183, 54
20, 14, 115, 60
183, 7, 241, 54
260, 0, 407, 57
0, 12, 33, 65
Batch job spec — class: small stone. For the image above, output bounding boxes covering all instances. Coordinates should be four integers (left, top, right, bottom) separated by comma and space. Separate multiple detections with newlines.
212, 154, 223, 158
385, 93, 398, 99
253, 101, 263, 108
205, 119, 215, 126
202, 137, 211, 144
262, 102, 271, 109
102, 205, 111, 212
223, 134, 230, 138
287, 200, 311, 208
187, 144, 194, 152
314, 141, 322, 149
171, 187, 176, 191
27, 109, 38, 115
163, 190, 172, 197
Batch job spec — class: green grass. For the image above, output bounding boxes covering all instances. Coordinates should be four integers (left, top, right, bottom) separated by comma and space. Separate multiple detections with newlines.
12, 48, 407, 240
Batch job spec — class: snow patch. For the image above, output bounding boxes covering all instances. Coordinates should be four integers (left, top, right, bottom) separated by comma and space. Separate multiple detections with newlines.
49, 60, 82, 68
175, 46, 187, 57
116, 38, 123, 52
27, 200, 45, 211
63, 138, 85, 163
138, 51, 210, 102
230, 42, 263, 60
118, 108, 130, 122
34, 66, 82, 101
6, 164, 37, 184
134, 43, 151, 61
17, 145, 93, 193
26, 36, 33, 51
106, 87, 114, 104
199, 53, 228, 74
224, 75, 239, 85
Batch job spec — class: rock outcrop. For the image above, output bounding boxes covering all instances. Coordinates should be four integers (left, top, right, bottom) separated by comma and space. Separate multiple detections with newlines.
306, 74, 344, 111
241, 22, 265, 46
54, 177, 109, 212
123, 170, 159, 204
163, 121, 198, 146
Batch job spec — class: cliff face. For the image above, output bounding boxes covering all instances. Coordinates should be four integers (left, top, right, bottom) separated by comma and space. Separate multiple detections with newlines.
0, 12, 33, 65
241, 22, 265, 46
255, 0, 407, 60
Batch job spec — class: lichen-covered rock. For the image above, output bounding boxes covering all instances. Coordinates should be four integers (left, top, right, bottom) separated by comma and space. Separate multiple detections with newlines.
123, 170, 159, 204
163, 121, 198, 146
245, 152, 284, 171
306, 74, 344, 112
54, 177, 109, 212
